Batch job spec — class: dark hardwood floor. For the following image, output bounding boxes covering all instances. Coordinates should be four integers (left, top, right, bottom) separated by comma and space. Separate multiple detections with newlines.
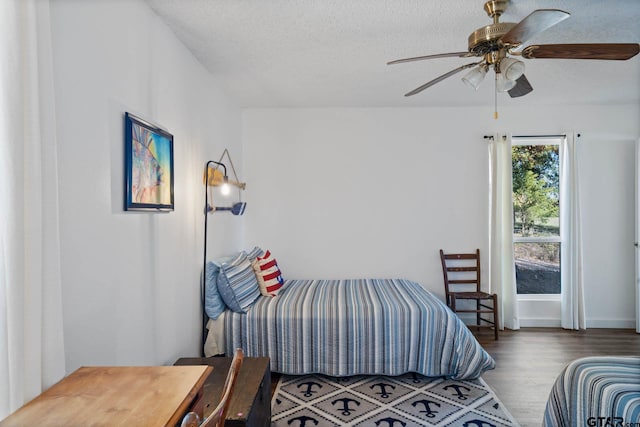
270, 328, 640, 426
475, 327, 640, 426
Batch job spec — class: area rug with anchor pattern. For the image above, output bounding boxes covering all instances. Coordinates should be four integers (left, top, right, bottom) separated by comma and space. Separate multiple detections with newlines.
271, 373, 520, 426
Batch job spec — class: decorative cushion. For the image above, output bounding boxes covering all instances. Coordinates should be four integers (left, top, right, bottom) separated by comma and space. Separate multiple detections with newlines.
204, 261, 227, 320
217, 251, 261, 312
245, 246, 264, 261
252, 250, 284, 297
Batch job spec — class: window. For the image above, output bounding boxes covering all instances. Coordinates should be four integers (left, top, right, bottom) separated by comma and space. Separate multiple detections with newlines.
512, 137, 562, 295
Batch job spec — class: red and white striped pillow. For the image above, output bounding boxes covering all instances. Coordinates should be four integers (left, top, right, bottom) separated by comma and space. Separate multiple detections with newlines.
251, 250, 284, 297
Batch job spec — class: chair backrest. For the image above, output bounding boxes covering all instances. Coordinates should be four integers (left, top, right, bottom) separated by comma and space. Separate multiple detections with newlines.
181, 348, 244, 427
439, 249, 482, 303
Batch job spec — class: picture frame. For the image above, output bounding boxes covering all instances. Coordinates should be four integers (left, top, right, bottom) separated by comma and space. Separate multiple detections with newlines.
124, 112, 174, 211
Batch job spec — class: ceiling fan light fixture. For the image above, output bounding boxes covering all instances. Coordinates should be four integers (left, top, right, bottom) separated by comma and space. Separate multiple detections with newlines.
462, 64, 488, 90
496, 72, 516, 92
499, 57, 525, 81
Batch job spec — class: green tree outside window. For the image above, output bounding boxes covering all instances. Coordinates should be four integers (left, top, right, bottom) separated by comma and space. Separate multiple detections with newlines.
512, 145, 559, 237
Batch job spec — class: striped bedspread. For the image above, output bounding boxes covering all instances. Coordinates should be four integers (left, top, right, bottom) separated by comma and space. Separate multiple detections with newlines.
543, 356, 640, 427
224, 278, 495, 379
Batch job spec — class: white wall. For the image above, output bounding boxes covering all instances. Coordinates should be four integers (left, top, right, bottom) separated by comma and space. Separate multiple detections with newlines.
50, 0, 243, 372
242, 104, 640, 327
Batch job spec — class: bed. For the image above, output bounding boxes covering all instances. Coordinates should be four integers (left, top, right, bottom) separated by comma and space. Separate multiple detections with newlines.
543, 356, 640, 427
204, 252, 495, 379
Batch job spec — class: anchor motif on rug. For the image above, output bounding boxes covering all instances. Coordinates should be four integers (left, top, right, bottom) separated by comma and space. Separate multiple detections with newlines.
286, 415, 319, 426
463, 420, 497, 427
370, 382, 396, 398
331, 397, 360, 416
411, 399, 441, 418
444, 384, 471, 400
374, 417, 407, 427
297, 381, 322, 397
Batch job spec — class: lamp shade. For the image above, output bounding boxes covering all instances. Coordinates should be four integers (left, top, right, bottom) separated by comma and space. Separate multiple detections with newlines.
496, 72, 517, 92
500, 57, 525, 81
462, 65, 488, 90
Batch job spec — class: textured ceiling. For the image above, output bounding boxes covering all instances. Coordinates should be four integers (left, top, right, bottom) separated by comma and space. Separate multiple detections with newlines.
145, 0, 640, 108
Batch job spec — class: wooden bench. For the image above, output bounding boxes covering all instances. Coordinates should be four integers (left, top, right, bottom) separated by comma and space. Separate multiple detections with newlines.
174, 356, 271, 427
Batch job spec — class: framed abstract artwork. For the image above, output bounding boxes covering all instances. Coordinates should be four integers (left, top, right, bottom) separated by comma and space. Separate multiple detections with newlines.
124, 112, 174, 211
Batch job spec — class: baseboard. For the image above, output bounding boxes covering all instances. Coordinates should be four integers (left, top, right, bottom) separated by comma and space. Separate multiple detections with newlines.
457, 311, 636, 329
516, 318, 636, 328
518, 318, 561, 328
586, 319, 636, 329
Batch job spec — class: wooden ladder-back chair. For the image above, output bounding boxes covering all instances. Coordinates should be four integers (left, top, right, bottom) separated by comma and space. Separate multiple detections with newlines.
181, 348, 244, 427
439, 249, 499, 340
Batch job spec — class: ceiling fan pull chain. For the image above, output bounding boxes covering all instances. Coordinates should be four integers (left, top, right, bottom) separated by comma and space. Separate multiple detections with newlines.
494, 72, 499, 120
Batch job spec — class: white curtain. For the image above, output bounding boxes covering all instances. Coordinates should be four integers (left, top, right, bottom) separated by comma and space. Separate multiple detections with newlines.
560, 133, 586, 330
488, 134, 520, 330
637, 138, 640, 334
0, 0, 66, 418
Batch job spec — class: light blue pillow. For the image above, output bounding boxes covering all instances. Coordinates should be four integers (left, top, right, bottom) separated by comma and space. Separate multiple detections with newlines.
217, 251, 261, 313
205, 260, 230, 320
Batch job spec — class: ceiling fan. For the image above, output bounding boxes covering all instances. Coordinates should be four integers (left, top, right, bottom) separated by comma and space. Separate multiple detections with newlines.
387, 0, 639, 110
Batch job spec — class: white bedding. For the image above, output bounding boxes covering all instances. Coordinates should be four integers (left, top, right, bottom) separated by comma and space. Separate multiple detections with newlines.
204, 314, 226, 357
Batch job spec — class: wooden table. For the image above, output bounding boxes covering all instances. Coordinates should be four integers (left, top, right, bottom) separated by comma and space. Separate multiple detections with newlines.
0, 365, 212, 427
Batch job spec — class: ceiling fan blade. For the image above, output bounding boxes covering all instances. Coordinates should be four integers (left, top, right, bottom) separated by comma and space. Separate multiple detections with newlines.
387, 52, 472, 65
508, 74, 533, 98
521, 43, 640, 60
500, 9, 570, 47
404, 62, 482, 97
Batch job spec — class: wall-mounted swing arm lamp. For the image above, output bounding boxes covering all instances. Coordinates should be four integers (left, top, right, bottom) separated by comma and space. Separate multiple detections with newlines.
201, 157, 247, 355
